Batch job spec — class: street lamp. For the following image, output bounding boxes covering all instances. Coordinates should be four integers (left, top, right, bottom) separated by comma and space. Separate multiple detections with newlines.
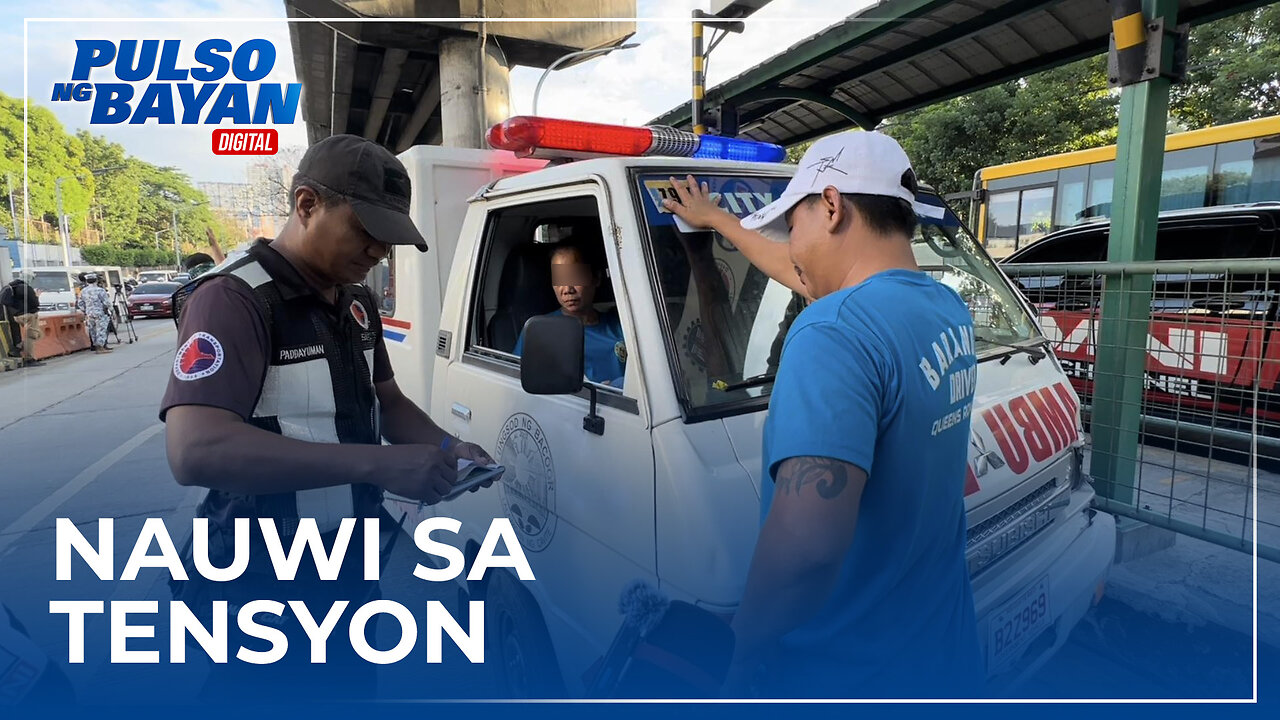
531, 43, 640, 117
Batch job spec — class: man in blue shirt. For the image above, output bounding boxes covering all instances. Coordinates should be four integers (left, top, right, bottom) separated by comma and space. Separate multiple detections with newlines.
514, 242, 626, 388
665, 132, 982, 698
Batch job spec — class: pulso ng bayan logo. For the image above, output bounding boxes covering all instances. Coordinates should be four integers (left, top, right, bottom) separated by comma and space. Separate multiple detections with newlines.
51, 39, 300, 155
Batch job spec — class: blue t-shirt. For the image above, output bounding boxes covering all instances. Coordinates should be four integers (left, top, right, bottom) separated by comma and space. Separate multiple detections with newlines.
514, 308, 626, 388
760, 268, 983, 698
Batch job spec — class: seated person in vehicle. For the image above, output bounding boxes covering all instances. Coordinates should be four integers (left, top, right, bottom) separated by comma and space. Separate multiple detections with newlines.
514, 240, 626, 388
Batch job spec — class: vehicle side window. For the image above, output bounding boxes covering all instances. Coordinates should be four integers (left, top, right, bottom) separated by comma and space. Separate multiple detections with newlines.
1151, 221, 1266, 261
467, 195, 630, 392
1008, 232, 1106, 263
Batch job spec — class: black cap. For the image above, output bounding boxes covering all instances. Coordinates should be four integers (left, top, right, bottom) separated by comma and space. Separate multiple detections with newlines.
296, 134, 428, 252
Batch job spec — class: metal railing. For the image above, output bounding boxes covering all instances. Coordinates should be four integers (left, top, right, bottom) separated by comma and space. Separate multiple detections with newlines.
1002, 259, 1280, 562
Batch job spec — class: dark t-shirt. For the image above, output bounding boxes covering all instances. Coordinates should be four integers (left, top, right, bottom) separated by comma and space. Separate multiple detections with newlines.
159, 276, 394, 420
1, 281, 40, 316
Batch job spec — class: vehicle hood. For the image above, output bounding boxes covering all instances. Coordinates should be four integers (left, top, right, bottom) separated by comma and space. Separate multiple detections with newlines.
720, 354, 1083, 512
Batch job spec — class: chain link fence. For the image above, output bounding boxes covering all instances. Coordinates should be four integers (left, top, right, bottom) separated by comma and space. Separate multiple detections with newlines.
1002, 259, 1279, 562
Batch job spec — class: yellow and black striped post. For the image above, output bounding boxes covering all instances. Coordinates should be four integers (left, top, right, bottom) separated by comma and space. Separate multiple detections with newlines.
1110, 0, 1147, 86
692, 15, 706, 135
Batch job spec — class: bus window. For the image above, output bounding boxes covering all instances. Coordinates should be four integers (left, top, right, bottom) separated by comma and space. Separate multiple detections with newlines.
985, 191, 1019, 258
1084, 161, 1114, 219
1215, 135, 1280, 204
1055, 165, 1088, 230
1160, 146, 1214, 211
1017, 186, 1055, 246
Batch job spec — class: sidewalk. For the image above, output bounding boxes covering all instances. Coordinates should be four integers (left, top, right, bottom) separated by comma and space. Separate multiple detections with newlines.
0, 319, 176, 430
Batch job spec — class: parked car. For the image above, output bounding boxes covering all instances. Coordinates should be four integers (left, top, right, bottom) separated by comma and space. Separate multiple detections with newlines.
126, 281, 181, 319
1001, 203, 1280, 445
137, 270, 174, 284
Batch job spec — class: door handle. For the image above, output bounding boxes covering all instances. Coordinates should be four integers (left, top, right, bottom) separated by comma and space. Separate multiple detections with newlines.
451, 403, 472, 422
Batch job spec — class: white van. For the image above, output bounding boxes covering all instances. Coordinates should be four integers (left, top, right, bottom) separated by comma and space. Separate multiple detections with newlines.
376, 129, 1115, 696
19, 267, 75, 314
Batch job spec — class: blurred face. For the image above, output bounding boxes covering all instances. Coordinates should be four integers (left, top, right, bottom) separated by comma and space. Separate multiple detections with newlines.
550, 247, 598, 317
296, 188, 391, 285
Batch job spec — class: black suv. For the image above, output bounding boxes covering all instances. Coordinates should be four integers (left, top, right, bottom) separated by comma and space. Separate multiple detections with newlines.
1001, 203, 1280, 446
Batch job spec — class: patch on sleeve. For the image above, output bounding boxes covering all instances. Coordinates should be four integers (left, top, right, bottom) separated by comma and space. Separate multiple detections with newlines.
350, 299, 369, 329
173, 331, 225, 381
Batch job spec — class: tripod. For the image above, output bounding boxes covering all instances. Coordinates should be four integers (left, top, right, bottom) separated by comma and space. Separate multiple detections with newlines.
108, 287, 138, 345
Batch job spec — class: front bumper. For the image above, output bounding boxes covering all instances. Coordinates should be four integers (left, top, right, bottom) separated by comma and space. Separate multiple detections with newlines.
972, 484, 1115, 689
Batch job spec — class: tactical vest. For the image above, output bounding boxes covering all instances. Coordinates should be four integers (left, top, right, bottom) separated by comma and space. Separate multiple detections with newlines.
174, 240, 384, 553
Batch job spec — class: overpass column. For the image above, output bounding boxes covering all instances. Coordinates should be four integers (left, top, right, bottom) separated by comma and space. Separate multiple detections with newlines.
440, 37, 511, 149
1091, 0, 1177, 505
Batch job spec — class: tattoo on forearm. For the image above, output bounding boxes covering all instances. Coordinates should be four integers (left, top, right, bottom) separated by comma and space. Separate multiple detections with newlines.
777, 457, 850, 499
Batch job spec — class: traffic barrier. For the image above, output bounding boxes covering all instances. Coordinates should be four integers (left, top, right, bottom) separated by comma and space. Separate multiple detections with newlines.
32, 316, 65, 360
57, 313, 92, 355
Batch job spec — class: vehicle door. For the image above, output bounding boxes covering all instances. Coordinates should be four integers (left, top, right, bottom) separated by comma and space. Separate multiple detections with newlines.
437, 182, 657, 675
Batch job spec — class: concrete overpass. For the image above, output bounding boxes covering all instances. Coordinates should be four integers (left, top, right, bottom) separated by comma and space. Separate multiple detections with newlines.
284, 0, 636, 151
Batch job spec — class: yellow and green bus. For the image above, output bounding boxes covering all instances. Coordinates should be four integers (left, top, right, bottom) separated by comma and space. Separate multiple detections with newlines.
972, 115, 1280, 258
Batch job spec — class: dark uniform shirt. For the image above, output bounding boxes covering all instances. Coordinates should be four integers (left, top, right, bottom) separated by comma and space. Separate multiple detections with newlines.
160, 239, 393, 577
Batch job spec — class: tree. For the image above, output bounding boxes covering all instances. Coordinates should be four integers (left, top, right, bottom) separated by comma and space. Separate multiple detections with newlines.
1171, 6, 1280, 128
0, 93, 94, 241
879, 55, 1118, 199
783, 6, 1280, 219
77, 131, 144, 246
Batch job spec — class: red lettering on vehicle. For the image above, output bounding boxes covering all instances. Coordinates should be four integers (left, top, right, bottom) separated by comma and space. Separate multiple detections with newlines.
1024, 389, 1064, 450
1009, 396, 1053, 463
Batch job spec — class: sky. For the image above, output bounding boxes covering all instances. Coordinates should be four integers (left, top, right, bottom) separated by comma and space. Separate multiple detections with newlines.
1, 1, 868, 185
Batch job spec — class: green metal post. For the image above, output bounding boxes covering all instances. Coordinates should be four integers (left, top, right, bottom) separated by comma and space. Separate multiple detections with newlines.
1090, 0, 1177, 504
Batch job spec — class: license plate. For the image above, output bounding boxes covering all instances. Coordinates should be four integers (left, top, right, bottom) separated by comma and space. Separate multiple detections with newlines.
987, 575, 1052, 672
141, 304, 154, 310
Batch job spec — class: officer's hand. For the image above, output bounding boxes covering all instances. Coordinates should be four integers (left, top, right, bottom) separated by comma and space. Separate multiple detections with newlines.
454, 441, 503, 492
380, 444, 457, 504
663, 175, 728, 229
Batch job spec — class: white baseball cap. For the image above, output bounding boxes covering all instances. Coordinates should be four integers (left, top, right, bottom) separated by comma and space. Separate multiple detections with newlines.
740, 130, 917, 242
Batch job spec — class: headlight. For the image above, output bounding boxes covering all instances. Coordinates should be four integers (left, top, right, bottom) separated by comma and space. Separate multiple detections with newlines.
1068, 444, 1088, 491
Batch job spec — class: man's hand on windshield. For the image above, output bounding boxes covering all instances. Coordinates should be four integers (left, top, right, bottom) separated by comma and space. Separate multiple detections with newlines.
664, 175, 731, 229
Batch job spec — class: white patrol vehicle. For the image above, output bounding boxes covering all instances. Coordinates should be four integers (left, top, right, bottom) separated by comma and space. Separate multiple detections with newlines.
376, 117, 1116, 696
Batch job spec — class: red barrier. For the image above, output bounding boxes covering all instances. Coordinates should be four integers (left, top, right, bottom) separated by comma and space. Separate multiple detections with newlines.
32, 316, 65, 360
29, 313, 92, 359
58, 313, 92, 354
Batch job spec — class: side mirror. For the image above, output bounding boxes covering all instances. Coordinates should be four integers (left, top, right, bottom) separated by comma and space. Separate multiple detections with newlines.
519, 314, 606, 436
520, 314, 584, 395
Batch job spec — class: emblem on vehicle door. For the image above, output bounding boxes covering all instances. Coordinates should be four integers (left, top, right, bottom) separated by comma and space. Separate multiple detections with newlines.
495, 413, 557, 552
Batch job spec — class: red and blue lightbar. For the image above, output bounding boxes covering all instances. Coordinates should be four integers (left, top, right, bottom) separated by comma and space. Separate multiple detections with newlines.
487, 116, 786, 164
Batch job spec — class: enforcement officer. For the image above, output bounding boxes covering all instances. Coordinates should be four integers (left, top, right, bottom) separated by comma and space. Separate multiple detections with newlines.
665, 132, 983, 698
76, 273, 112, 353
160, 134, 499, 701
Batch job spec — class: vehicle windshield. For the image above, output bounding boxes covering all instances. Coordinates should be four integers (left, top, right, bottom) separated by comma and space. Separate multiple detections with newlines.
133, 282, 179, 295
634, 171, 1040, 417
24, 271, 71, 293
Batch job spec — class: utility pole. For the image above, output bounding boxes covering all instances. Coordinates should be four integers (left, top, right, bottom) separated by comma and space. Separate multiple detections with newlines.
5, 174, 17, 240
171, 208, 181, 269
55, 177, 71, 267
